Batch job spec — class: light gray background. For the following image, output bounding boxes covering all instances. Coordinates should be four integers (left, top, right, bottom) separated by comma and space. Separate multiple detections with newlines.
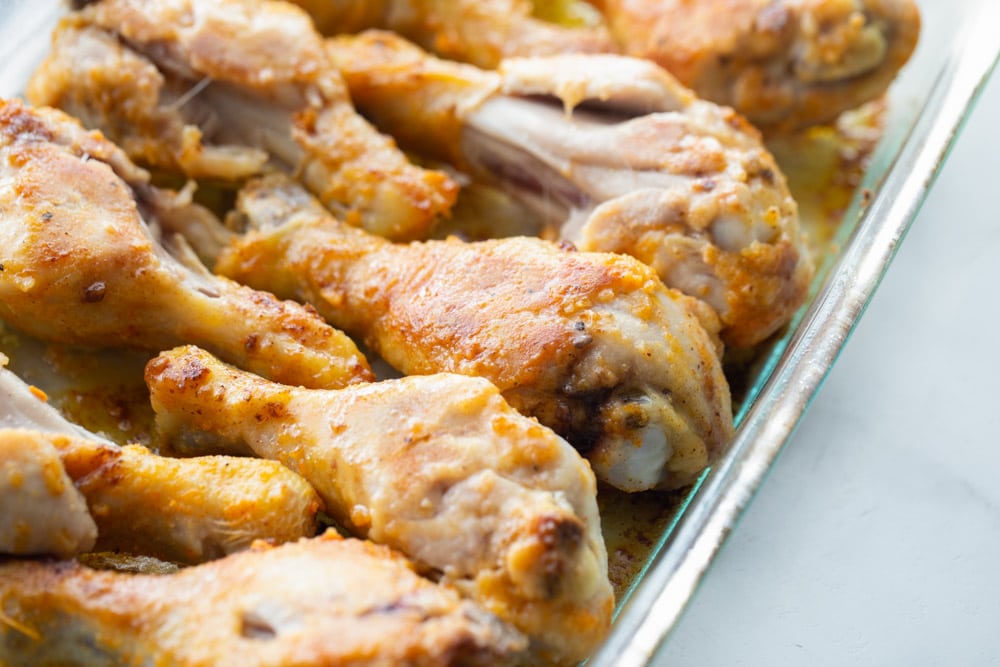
664, 59, 1000, 666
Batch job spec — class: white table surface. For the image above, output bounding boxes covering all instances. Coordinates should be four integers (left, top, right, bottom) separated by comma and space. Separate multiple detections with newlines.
663, 57, 1000, 666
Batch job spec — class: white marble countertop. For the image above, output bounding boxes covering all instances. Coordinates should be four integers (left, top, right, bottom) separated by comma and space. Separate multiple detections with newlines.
663, 53, 1000, 667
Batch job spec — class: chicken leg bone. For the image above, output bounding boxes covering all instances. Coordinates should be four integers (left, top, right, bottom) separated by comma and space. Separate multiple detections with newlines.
0, 532, 528, 666
146, 345, 614, 665
0, 98, 372, 390
28, 0, 458, 240
0, 354, 320, 563
591, 0, 921, 131
328, 32, 813, 348
217, 174, 734, 493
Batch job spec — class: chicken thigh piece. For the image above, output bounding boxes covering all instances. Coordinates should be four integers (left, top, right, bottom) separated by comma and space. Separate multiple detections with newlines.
592, 0, 921, 131
0, 99, 372, 389
0, 355, 320, 563
27, 0, 458, 240
0, 532, 528, 667
288, 0, 615, 69
328, 32, 811, 347
146, 345, 614, 665
217, 175, 733, 492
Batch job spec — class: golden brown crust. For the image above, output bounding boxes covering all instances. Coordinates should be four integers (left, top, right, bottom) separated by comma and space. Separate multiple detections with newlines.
145, 345, 614, 665
28, 0, 459, 240
595, 0, 921, 131
0, 533, 528, 666
0, 98, 372, 389
325, 33, 812, 347
217, 176, 733, 492
292, 0, 615, 68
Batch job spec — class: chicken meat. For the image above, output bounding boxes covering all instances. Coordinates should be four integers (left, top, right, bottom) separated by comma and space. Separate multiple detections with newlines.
27, 0, 458, 240
326, 33, 812, 348
0, 354, 320, 563
145, 345, 614, 665
287, 0, 615, 68
0, 429, 97, 558
592, 0, 921, 131
296, 0, 919, 131
216, 175, 733, 492
0, 532, 528, 666
0, 98, 372, 389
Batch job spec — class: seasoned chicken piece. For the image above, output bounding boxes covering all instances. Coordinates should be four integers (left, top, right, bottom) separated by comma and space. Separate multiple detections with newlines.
146, 345, 614, 665
592, 0, 921, 131
328, 33, 812, 348
0, 355, 320, 563
0, 532, 528, 666
27, 0, 458, 240
0, 99, 372, 389
217, 175, 733, 491
288, 0, 615, 68
0, 430, 97, 557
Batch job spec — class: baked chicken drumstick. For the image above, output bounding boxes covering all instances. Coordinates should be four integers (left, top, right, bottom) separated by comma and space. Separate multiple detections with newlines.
216, 175, 733, 492
0, 99, 371, 390
0, 533, 528, 666
326, 33, 812, 347
593, 0, 921, 131
146, 345, 614, 665
27, 0, 458, 240
288, 0, 615, 68
0, 354, 320, 563
295, 0, 918, 131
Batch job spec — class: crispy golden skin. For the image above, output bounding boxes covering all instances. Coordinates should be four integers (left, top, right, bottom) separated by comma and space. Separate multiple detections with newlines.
215, 176, 733, 492
0, 99, 372, 389
298, 0, 918, 130
593, 0, 921, 131
288, 0, 614, 68
28, 0, 458, 239
145, 345, 614, 665
327, 32, 812, 348
0, 357, 320, 563
0, 430, 321, 564
0, 533, 528, 666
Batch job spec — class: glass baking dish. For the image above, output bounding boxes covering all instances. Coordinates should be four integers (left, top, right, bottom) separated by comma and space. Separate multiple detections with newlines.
1, 0, 998, 665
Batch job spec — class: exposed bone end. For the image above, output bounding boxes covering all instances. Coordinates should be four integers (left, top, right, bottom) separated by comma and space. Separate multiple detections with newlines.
587, 391, 714, 492
0, 429, 97, 557
573, 281, 733, 492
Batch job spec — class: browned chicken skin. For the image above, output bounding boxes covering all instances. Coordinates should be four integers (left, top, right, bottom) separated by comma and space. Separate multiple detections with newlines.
295, 0, 919, 130
289, 0, 615, 68
0, 355, 320, 564
0, 533, 528, 667
215, 175, 733, 491
327, 33, 812, 348
593, 0, 921, 131
28, 0, 459, 239
0, 98, 372, 389
145, 345, 614, 665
